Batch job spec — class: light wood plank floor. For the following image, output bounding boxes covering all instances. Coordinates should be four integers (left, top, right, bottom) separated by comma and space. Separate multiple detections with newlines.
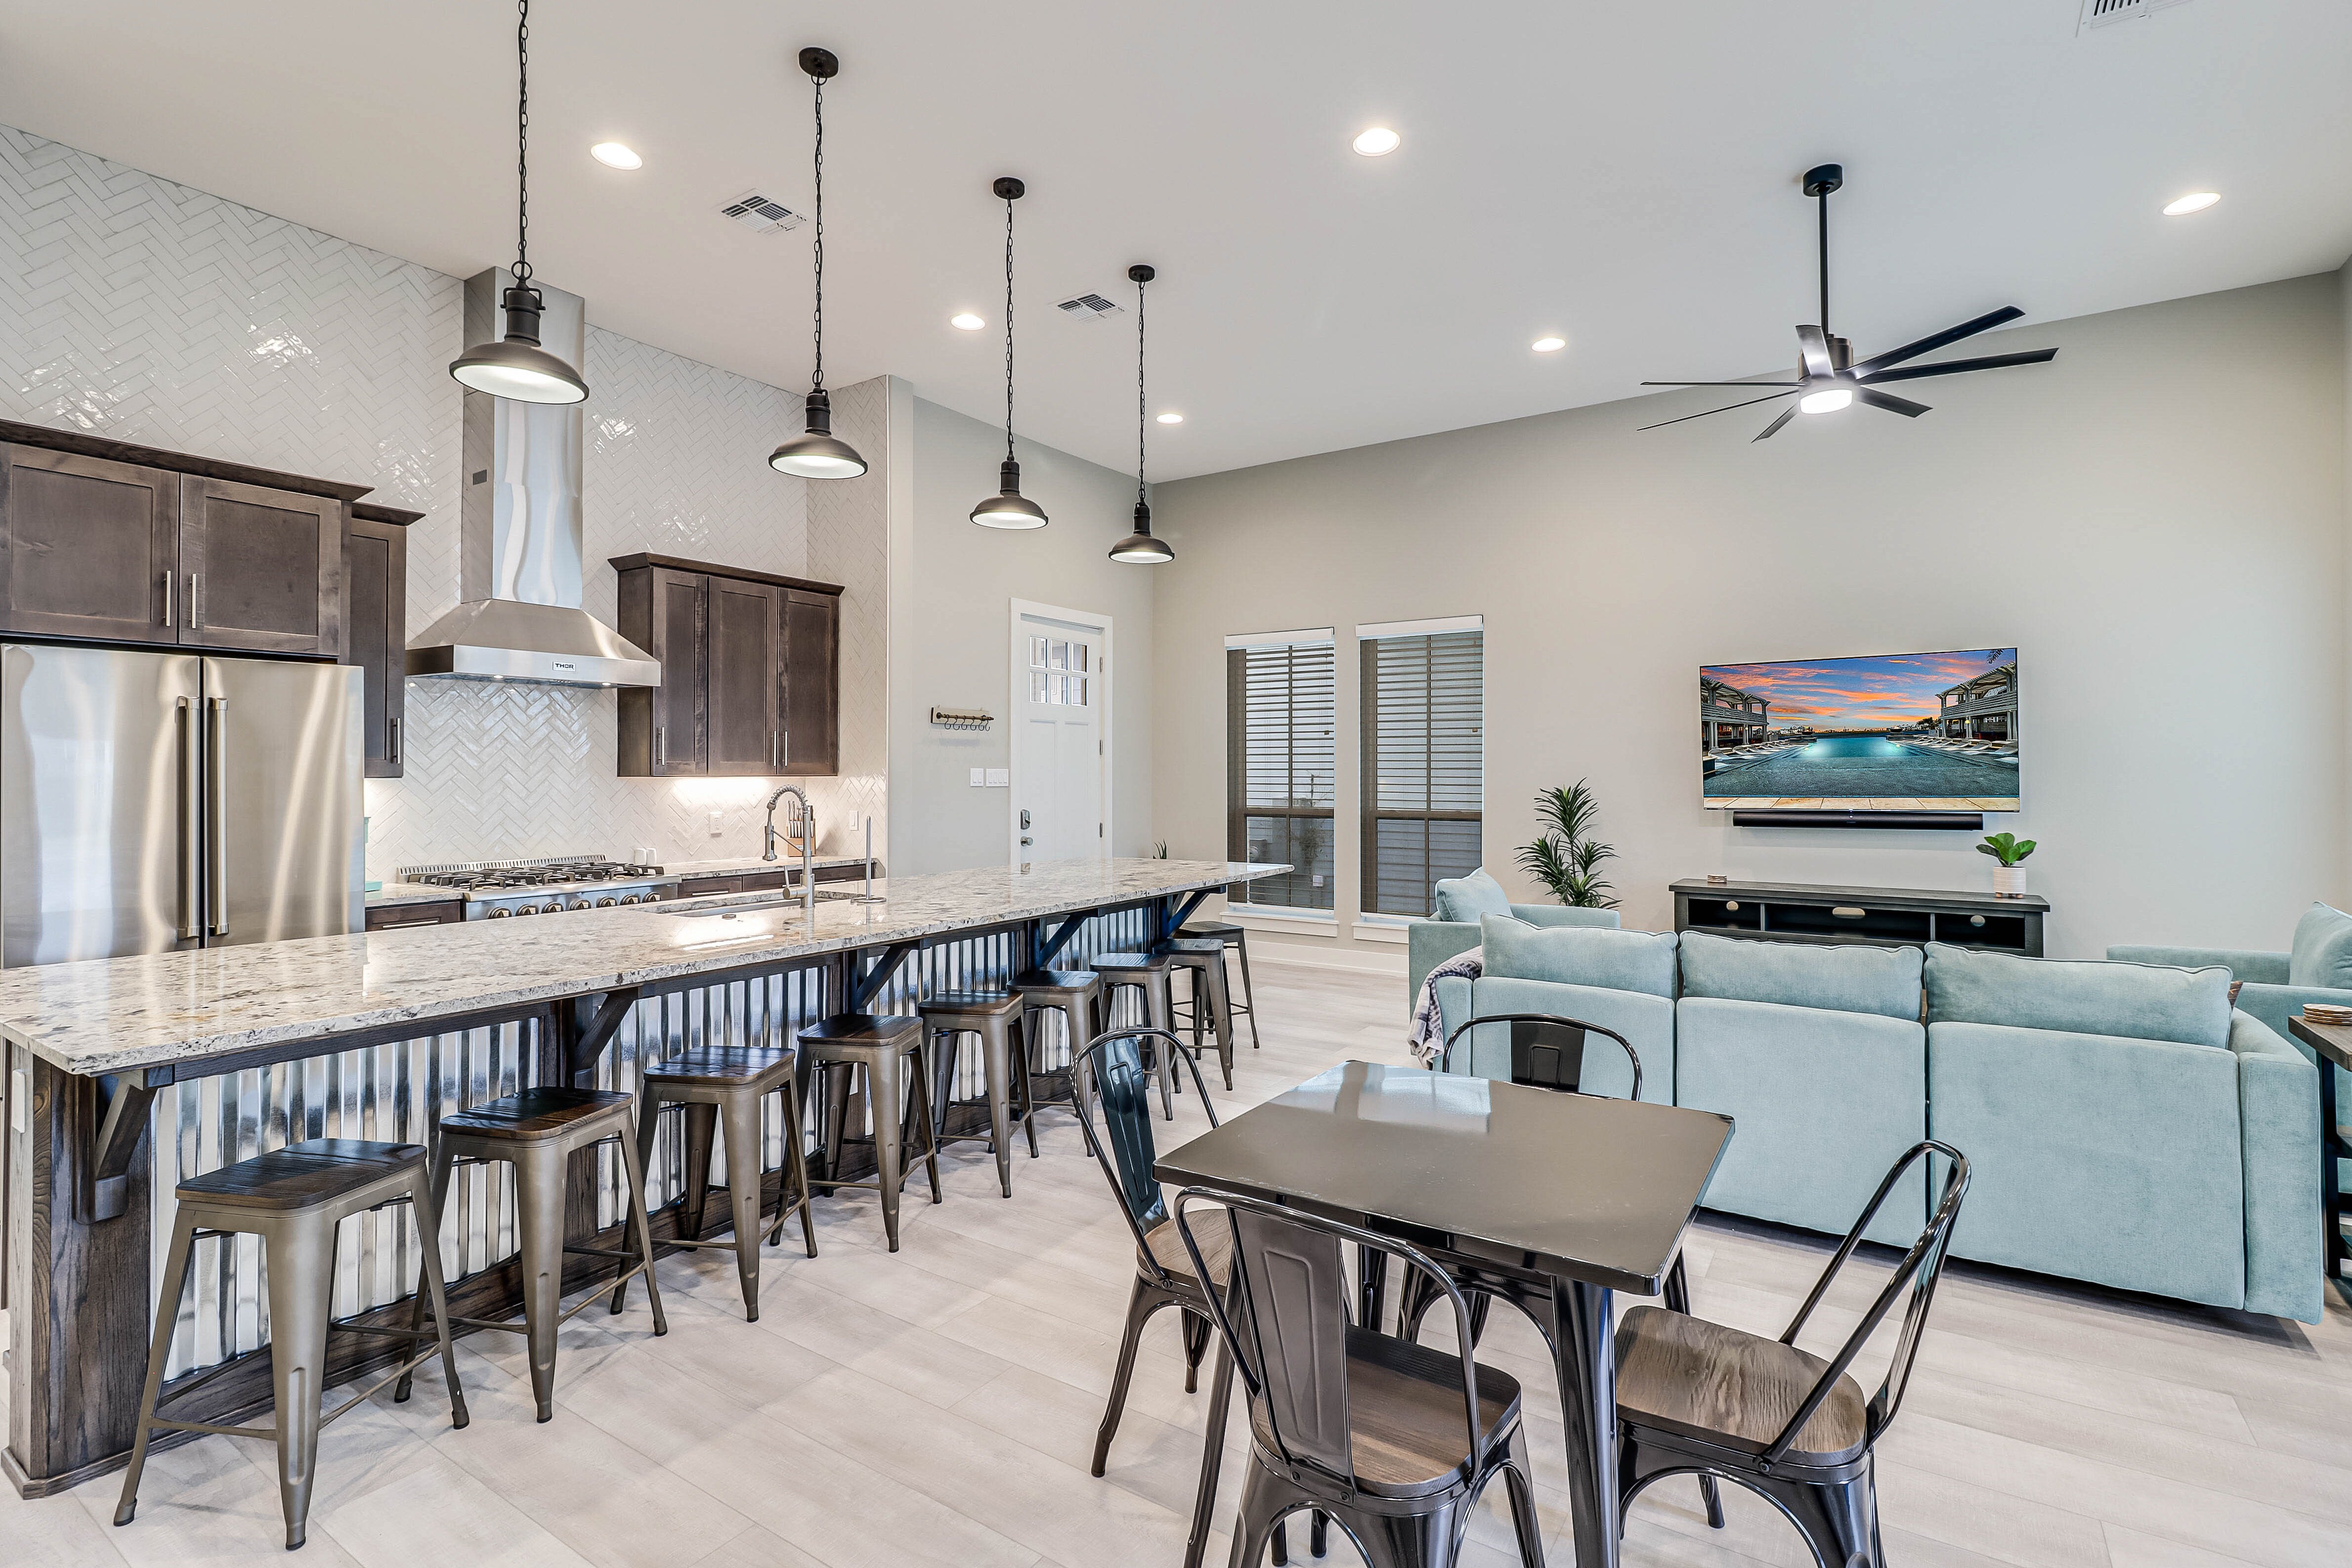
4, 958, 2349, 1568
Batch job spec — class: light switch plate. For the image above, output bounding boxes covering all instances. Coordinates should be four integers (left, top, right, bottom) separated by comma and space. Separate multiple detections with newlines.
985, 768, 1009, 788
970, 768, 985, 787
707, 810, 725, 837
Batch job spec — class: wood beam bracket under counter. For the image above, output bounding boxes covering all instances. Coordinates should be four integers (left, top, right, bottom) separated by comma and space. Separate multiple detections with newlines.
0, 858, 1288, 1497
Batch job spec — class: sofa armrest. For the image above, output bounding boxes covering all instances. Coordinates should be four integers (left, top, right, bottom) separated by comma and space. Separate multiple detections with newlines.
1506, 904, 1624, 931
2107, 945, 2290, 985
1408, 920, 1481, 1013
2229, 1010, 2323, 1322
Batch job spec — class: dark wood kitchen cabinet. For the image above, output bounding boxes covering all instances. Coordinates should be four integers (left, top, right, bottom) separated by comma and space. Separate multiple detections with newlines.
0, 420, 368, 657
611, 553, 841, 778
343, 502, 418, 777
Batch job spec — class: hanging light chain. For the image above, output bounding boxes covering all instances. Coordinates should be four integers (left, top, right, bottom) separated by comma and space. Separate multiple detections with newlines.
1003, 195, 1017, 463
811, 69, 826, 392
513, 0, 532, 287
1136, 271, 1148, 501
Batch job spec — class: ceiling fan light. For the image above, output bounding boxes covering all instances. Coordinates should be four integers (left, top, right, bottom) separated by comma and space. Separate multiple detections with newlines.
770, 390, 867, 477
971, 460, 1048, 529
1798, 386, 1854, 415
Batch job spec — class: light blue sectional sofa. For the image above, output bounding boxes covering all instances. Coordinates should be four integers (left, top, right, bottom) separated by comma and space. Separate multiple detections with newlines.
1408, 869, 1620, 1003
1421, 885, 2324, 1320
2110, 900, 2352, 1107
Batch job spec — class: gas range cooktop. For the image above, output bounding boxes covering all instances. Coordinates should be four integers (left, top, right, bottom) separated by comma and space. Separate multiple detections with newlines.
398, 856, 670, 918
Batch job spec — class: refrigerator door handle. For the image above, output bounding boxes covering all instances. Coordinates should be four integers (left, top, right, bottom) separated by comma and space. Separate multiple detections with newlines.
207, 695, 228, 937
176, 696, 201, 939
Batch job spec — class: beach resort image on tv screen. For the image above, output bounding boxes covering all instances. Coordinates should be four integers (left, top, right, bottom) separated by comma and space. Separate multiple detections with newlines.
1701, 647, 2020, 812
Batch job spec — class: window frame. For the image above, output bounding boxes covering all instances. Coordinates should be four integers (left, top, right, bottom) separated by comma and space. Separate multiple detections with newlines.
1224, 628, 1338, 915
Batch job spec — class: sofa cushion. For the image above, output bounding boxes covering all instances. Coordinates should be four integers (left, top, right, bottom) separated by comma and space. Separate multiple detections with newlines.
1458, 976, 1674, 1102
1480, 915, 1678, 998
2288, 901, 2352, 990
1678, 930, 1922, 1021
1924, 943, 2231, 1049
1432, 868, 1512, 924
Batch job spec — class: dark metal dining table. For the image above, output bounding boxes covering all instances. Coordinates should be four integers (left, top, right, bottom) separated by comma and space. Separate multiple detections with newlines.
1155, 1059, 1734, 1568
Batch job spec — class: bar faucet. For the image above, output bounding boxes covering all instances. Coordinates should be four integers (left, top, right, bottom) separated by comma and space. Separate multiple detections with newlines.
763, 784, 815, 919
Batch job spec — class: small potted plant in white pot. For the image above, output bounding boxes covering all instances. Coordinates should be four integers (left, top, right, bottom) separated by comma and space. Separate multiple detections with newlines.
1978, 831, 2036, 898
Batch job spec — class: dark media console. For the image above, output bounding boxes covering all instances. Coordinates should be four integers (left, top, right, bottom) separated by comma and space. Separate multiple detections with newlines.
1670, 878, 2047, 956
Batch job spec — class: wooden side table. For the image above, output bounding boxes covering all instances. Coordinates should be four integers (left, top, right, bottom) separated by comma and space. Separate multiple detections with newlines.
2284, 1014, 2352, 1304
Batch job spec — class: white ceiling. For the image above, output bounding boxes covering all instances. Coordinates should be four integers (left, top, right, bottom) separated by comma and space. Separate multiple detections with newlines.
2, 0, 2348, 479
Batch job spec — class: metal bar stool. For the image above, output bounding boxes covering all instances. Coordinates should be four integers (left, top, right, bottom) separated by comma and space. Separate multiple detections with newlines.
1012, 967, 1104, 1130
798, 1012, 942, 1251
1159, 936, 1236, 1090
116, 1140, 468, 1551
919, 990, 1039, 1197
1177, 918, 1260, 1051
617, 1046, 818, 1323
1091, 950, 1183, 1119
393, 1087, 667, 1423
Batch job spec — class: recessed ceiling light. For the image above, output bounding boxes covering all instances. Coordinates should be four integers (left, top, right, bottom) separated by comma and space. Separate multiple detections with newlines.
2162, 191, 2220, 216
590, 142, 642, 170
951, 312, 985, 330
1531, 336, 1566, 353
1352, 127, 1401, 157
1156, 411, 1184, 424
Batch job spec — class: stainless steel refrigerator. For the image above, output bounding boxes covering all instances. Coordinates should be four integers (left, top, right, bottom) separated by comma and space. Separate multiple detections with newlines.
0, 643, 364, 966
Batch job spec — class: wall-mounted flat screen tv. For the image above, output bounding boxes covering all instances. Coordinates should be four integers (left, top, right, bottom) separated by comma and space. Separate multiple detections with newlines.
1701, 648, 2018, 812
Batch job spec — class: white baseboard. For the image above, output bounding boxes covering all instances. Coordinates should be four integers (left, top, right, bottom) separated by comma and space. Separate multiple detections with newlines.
1248, 943, 1408, 979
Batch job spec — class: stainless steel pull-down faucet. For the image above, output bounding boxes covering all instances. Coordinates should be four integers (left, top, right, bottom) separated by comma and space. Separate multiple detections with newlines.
763, 784, 815, 920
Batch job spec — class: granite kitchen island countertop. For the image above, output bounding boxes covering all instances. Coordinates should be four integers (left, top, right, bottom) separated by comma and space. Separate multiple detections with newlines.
0, 858, 1281, 1078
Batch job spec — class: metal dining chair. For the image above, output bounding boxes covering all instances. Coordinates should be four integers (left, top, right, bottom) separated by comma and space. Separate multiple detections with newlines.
1411, 1011, 1724, 1529
1615, 1141, 1971, 1568
1072, 1027, 1226, 1477
1173, 1187, 1545, 1568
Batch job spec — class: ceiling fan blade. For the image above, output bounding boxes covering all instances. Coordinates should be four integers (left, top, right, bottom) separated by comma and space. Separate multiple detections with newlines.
1849, 306, 2025, 377
1858, 347, 2058, 385
1752, 406, 1799, 442
1636, 389, 1798, 432
1855, 387, 1931, 418
1795, 325, 1836, 380
1640, 380, 1802, 387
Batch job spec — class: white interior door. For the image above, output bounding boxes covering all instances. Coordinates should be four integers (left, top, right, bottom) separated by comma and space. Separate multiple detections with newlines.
1014, 611, 1106, 863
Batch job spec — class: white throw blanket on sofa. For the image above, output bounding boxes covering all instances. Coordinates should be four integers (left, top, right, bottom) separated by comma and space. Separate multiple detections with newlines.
1408, 946, 1483, 1065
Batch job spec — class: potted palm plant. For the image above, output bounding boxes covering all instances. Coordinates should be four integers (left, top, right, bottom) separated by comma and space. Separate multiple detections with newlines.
1978, 831, 2036, 898
1518, 780, 1620, 908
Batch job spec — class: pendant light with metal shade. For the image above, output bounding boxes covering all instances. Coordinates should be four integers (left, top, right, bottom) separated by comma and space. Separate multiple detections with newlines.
768, 48, 868, 479
970, 178, 1047, 529
1109, 263, 1173, 564
449, 0, 590, 405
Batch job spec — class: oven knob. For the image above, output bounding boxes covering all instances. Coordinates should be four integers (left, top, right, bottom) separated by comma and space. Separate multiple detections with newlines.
486, 907, 512, 918
597, 897, 617, 907
514, 904, 537, 916
619, 893, 641, 905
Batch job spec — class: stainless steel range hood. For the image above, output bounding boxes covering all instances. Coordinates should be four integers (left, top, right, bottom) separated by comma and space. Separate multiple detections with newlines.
407, 269, 660, 689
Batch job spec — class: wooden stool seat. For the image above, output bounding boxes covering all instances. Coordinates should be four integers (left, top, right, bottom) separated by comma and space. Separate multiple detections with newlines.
919, 990, 1025, 1018
1014, 968, 1101, 992
1093, 950, 1174, 973
641, 1045, 797, 1087
439, 1085, 634, 1142
1177, 920, 1244, 940
176, 1139, 426, 1210
800, 1012, 922, 1050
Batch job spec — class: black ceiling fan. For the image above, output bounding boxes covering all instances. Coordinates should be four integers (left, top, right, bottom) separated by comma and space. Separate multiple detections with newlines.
1640, 164, 2056, 440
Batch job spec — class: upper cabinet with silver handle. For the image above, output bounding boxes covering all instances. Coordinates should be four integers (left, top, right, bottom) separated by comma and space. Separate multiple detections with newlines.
343, 502, 416, 779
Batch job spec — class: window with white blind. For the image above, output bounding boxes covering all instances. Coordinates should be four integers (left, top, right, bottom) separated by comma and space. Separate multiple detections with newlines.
1360, 617, 1484, 917
1226, 630, 1336, 911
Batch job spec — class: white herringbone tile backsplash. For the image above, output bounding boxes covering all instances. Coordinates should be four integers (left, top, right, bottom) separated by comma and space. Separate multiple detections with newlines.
0, 122, 869, 882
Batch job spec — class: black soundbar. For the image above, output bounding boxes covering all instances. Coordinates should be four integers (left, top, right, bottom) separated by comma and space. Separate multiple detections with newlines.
1731, 810, 1985, 831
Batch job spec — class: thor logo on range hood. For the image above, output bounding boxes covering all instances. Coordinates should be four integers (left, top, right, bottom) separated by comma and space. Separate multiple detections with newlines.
407, 268, 662, 689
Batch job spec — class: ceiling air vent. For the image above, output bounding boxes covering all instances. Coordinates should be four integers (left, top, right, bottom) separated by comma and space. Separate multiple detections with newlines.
2078, 0, 2191, 31
719, 191, 806, 234
1056, 293, 1125, 322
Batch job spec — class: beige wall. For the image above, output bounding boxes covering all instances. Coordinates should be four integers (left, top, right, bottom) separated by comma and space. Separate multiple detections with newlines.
1150, 273, 2349, 964
886, 395, 1156, 876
